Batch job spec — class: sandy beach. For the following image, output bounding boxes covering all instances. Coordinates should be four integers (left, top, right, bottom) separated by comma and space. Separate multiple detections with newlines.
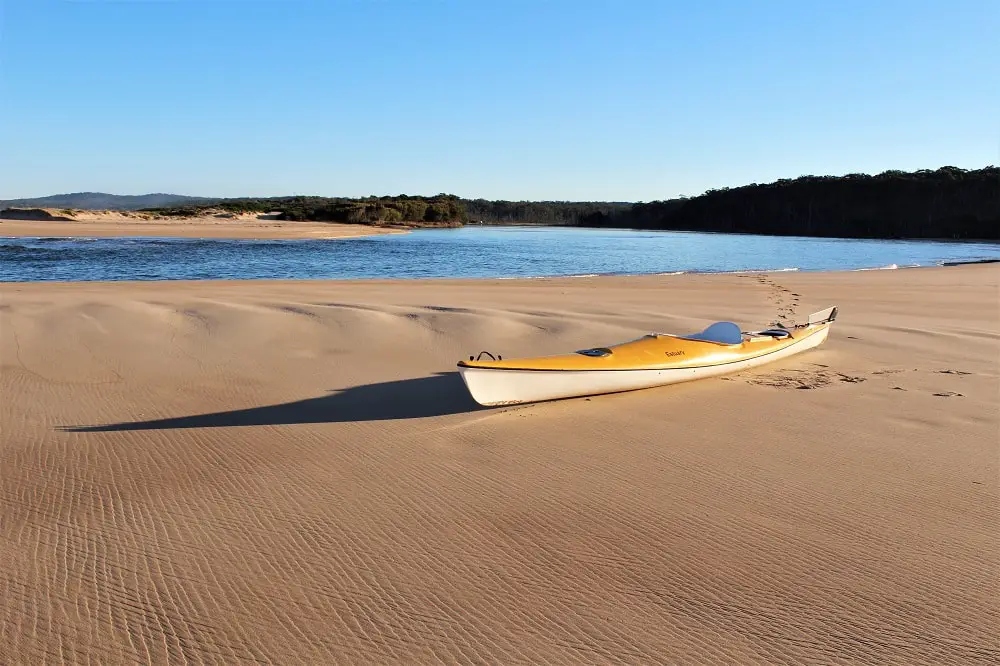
1, 265, 997, 664
0, 209, 404, 240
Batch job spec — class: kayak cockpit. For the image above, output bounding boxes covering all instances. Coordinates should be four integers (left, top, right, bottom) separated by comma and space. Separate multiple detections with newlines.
679, 321, 744, 345
646, 321, 746, 346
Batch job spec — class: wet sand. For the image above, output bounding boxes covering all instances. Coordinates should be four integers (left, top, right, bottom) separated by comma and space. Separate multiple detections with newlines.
1, 265, 997, 663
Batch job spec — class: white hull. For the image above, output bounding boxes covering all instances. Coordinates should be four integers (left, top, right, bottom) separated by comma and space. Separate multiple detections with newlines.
458, 326, 829, 406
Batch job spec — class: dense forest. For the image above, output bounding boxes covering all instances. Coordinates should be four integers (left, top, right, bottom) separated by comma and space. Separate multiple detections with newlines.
578, 167, 999, 240
139, 196, 627, 227
463, 200, 631, 225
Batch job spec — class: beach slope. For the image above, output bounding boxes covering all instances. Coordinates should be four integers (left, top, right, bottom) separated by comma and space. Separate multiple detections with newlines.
1, 265, 997, 664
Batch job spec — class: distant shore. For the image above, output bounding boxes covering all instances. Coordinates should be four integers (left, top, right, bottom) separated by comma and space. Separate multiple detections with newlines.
0, 208, 408, 240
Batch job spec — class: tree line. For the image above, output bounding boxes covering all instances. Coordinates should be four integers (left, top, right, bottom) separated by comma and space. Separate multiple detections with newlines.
143, 196, 630, 227
143, 194, 468, 226
139, 166, 998, 239
578, 166, 999, 239
462, 200, 631, 225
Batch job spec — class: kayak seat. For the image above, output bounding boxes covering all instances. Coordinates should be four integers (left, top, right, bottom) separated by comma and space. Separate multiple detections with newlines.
683, 321, 744, 345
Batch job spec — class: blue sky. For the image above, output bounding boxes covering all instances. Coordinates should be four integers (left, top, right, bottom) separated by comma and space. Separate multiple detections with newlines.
1, 0, 997, 201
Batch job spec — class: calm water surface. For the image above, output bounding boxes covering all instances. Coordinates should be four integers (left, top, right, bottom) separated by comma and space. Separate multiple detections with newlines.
1, 226, 997, 282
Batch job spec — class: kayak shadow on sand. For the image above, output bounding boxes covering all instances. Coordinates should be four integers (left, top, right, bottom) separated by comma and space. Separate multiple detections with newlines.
60, 372, 483, 432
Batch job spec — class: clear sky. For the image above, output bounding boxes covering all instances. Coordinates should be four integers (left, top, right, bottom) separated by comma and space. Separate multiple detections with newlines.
1, 0, 997, 201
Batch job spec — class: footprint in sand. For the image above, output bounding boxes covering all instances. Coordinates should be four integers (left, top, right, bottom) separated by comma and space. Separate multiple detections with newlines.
747, 368, 866, 390
747, 275, 800, 324
933, 391, 963, 397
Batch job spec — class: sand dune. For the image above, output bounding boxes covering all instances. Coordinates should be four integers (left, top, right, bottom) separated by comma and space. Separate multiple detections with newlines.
0, 208, 403, 239
1, 266, 998, 664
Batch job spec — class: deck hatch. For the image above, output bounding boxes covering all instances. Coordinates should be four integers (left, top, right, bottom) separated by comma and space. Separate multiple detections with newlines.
576, 347, 613, 357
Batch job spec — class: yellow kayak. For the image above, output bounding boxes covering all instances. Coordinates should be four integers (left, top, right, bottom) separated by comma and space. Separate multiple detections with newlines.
458, 307, 837, 405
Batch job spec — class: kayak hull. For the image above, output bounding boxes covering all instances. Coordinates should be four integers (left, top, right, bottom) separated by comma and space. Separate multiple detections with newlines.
458, 324, 830, 406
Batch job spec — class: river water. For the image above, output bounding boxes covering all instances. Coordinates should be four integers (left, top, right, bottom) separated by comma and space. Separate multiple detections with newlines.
2, 226, 997, 282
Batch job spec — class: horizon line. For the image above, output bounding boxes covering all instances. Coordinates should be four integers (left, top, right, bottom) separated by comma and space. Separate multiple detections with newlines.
3, 163, 996, 204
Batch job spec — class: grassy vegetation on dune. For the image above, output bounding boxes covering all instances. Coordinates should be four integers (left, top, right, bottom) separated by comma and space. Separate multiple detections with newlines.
141, 194, 469, 227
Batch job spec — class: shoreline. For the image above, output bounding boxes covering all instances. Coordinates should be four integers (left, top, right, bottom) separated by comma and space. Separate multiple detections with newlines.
2, 257, 997, 287
565, 224, 1000, 244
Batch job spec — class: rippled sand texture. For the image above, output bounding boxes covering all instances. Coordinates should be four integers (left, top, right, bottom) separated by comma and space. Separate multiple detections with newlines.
2, 266, 998, 664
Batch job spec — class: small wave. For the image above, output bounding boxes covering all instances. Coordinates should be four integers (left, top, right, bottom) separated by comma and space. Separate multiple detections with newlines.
144, 238, 216, 247
654, 271, 686, 276
853, 264, 899, 271
706, 267, 801, 275
0, 236, 94, 243
493, 273, 603, 280
0, 244, 77, 261
0, 242, 68, 253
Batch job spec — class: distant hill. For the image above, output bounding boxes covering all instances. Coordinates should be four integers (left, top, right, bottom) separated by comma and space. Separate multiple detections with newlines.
0, 192, 218, 210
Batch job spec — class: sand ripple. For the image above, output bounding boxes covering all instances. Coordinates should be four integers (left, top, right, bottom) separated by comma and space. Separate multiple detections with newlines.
2, 267, 998, 664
